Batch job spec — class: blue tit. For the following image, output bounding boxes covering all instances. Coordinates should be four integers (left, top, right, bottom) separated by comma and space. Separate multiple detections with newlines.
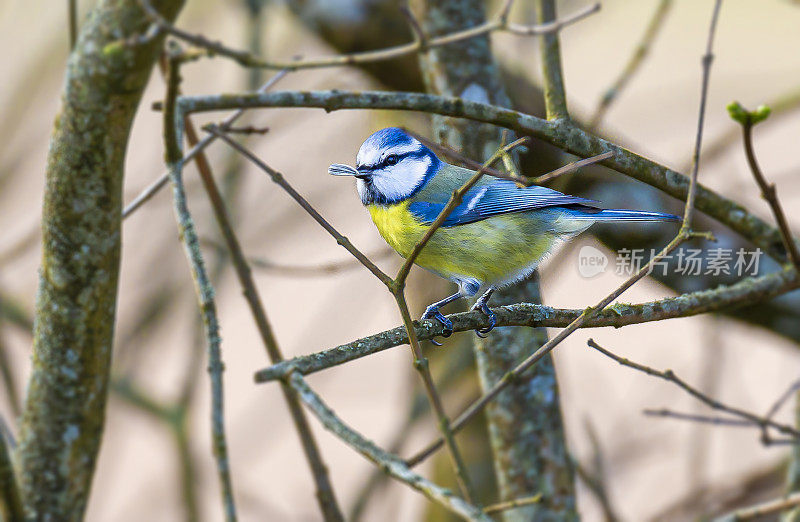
329, 127, 679, 337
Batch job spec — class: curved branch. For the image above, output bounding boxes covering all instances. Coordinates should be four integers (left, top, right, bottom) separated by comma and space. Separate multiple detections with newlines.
177, 90, 792, 263
140, 0, 599, 71
287, 372, 491, 521
255, 268, 798, 383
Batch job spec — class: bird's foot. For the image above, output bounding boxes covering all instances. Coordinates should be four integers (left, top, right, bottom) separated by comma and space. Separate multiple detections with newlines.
421, 305, 453, 345
471, 301, 496, 337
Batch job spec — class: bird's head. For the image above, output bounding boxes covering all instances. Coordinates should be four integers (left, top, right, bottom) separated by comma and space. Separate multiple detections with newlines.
329, 127, 441, 205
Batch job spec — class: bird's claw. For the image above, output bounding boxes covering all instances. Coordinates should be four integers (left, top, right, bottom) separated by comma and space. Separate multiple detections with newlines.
472, 301, 496, 336
422, 305, 453, 345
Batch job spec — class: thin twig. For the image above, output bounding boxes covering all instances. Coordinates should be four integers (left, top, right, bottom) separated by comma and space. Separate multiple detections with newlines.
681, 0, 723, 231
589, 0, 673, 128
643, 409, 758, 428
122, 69, 289, 219
528, 151, 614, 184
187, 122, 343, 521
390, 293, 478, 502
175, 89, 791, 262
0, 326, 20, 418
697, 86, 800, 169
735, 104, 800, 268
787, 389, 800, 499
221, 125, 270, 135
205, 126, 393, 287
287, 372, 491, 521
0, 223, 39, 266
482, 494, 542, 514
765, 378, 800, 420
68, 0, 77, 50
163, 51, 238, 522
577, 420, 620, 522
711, 491, 800, 521
399, 6, 427, 50
0, 422, 23, 522
138, 0, 599, 71
254, 268, 798, 382
573, 460, 619, 522
588, 339, 800, 440
249, 251, 394, 276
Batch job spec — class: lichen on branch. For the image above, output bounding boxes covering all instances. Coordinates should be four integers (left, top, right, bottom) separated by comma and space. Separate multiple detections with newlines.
16, 0, 184, 519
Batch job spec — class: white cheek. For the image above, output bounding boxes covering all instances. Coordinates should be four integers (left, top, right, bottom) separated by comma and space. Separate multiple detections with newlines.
371, 156, 431, 201
356, 178, 368, 201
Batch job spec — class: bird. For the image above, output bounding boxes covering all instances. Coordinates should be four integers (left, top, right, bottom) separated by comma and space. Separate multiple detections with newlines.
329, 127, 679, 338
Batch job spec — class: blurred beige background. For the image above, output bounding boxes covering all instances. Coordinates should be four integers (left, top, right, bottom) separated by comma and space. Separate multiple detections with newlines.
1, 0, 800, 520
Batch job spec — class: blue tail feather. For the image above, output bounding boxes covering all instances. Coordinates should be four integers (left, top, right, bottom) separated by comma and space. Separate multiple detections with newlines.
569, 208, 681, 222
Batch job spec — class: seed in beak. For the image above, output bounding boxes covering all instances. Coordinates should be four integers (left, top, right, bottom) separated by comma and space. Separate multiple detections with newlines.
328, 163, 359, 176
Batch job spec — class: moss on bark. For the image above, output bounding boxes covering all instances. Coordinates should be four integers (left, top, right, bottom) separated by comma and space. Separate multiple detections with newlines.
16, 1, 184, 519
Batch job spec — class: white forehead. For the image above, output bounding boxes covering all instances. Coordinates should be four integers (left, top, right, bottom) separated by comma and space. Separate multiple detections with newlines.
356, 130, 424, 167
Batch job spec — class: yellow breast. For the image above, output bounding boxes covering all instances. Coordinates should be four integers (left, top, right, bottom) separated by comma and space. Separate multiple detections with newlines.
367, 201, 427, 258
366, 202, 557, 287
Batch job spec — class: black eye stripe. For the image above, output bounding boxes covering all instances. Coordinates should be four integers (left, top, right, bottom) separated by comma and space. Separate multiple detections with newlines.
360, 149, 428, 171
379, 149, 427, 168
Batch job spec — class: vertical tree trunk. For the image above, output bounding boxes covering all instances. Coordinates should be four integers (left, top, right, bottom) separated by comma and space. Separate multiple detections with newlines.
16, 1, 184, 519
414, 1, 577, 519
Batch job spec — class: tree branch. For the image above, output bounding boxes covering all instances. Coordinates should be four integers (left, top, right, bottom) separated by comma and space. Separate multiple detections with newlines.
188, 123, 343, 521
681, 0, 723, 231
16, 0, 184, 518
587, 339, 800, 440
711, 492, 800, 522
205, 126, 393, 287
123, 68, 289, 219
138, 0, 598, 71
175, 89, 792, 263
535, 0, 569, 120
0, 426, 23, 522
287, 371, 491, 521
728, 101, 800, 269
255, 267, 797, 382
163, 50, 237, 522
590, 0, 673, 128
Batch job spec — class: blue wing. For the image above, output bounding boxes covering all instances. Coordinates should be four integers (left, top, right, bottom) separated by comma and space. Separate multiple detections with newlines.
408, 178, 598, 227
